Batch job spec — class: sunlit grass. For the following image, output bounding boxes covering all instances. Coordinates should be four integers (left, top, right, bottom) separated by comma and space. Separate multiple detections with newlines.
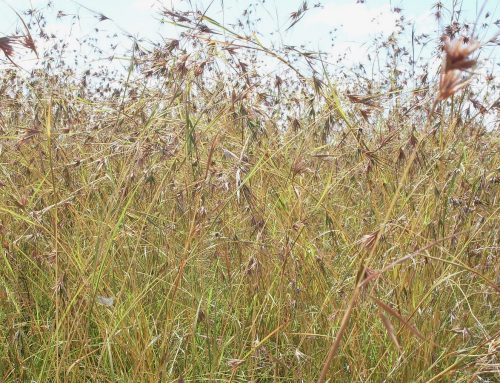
0, 2, 498, 382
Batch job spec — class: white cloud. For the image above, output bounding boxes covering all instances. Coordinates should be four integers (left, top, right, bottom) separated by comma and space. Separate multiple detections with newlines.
307, 2, 399, 40
299, 1, 400, 67
132, 0, 159, 11
410, 10, 437, 34
132, 0, 185, 11
329, 41, 370, 64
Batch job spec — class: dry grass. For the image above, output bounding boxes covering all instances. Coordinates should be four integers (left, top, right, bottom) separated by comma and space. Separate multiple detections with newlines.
0, 2, 498, 382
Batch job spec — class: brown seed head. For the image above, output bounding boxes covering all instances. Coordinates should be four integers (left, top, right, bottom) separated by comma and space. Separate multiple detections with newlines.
359, 230, 381, 251
438, 36, 479, 100
22, 35, 38, 57
0, 36, 14, 57
438, 70, 472, 100
442, 36, 479, 73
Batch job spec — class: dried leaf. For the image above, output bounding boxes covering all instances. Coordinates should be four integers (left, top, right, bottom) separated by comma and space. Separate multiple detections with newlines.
378, 310, 401, 350
372, 297, 424, 340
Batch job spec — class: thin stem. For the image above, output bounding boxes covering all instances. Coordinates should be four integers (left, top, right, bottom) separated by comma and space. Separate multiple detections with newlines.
317, 99, 438, 383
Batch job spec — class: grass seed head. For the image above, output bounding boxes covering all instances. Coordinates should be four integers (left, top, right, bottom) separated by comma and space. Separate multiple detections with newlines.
438, 70, 473, 100
442, 36, 479, 72
0, 36, 15, 57
438, 36, 479, 100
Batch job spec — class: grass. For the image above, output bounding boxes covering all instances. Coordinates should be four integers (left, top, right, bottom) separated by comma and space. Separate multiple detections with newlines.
0, 2, 499, 382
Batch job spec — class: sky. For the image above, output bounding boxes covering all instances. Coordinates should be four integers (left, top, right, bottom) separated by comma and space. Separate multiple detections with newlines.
0, 0, 498, 70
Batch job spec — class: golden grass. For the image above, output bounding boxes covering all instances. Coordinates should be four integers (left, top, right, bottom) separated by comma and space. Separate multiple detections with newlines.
0, 3, 498, 382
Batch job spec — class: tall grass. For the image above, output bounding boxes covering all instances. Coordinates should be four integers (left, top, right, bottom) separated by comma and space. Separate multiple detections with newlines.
0, 1, 498, 382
